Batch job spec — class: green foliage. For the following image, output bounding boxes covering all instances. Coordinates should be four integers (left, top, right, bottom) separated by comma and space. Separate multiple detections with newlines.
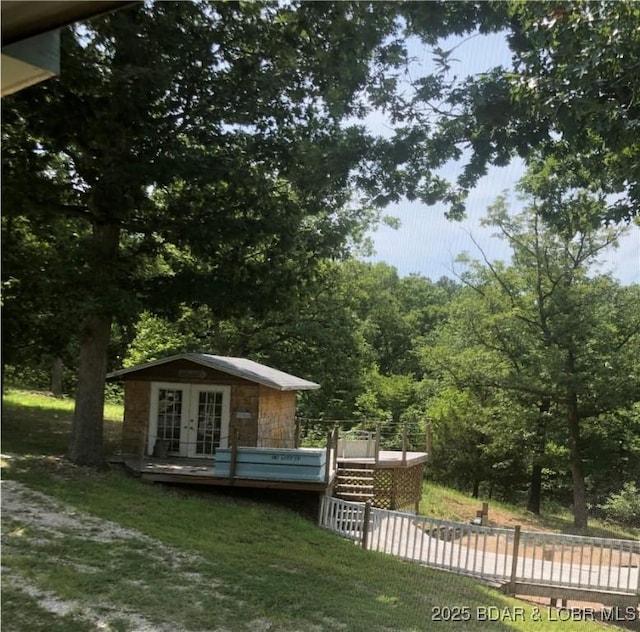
582, 405, 640, 506
406, 1, 640, 223
123, 311, 201, 367
503, 1, 640, 223
1, 208, 86, 373
598, 483, 640, 528
122, 260, 451, 426
3, 0, 638, 523
3, 364, 54, 392
421, 190, 640, 526
2, 2, 432, 464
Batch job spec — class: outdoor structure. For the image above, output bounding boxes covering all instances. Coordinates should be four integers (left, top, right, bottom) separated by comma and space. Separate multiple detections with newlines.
108, 353, 320, 460
108, 356, 429, 505
321, 496, 640, 609
332, 430, 429, 513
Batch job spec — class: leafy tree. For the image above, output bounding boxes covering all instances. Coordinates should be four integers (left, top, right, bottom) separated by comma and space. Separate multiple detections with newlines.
8, 0, 637, 477
423, 386, 533, 499
405, 1, 640, 224
124, 261, 374, 420
0, 137, 87, 393
582, 404, 640, 512
423, 298, 537, 501
426, 192, 639, 529
598, 482, 640, 528
123, 258, 454, 435
345, 263, 454, 377
3, 1, 426, 466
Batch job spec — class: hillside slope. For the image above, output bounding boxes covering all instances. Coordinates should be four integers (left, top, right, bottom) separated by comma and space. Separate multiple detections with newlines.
1, 389, 635, 631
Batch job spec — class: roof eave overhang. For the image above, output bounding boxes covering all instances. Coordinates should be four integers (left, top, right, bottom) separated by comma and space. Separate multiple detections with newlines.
106, 354, 320, 392
1, 1, 140, 46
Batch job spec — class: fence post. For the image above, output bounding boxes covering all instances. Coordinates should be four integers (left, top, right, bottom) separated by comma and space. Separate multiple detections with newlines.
481, 502, 489, 526
139, 426, 148, 471
324, 430, 332, 484
375, 423, 381, 465
425, 419, 432, 457
362, 501, 372, 550
402, 422, 407, 466
229, 425, 239, 483
318, 495, 326, 527
294, 416, 301, 448
509, 525, 521, 594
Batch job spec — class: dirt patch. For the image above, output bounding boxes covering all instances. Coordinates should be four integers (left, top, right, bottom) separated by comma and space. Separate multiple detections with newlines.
1, 479, 235, 632
6, 573, 170, 632
2, 480, 148, 543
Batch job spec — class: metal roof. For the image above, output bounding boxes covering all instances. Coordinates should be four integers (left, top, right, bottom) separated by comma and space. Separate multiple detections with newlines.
107, 353, 320, 392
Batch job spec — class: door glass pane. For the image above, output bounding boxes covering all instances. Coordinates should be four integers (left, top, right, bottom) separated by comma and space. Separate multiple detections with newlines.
156, 388, 182, 453
196, 391, 223, 456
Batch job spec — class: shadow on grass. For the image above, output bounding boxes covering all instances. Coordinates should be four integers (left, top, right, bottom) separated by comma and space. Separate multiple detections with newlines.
1, 396, 122, 458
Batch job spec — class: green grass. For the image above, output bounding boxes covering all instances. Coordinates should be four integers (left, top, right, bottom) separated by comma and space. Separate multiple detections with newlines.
1, 389, 634, 631
3, 457, 615, 632
2, 388, 123, 456
2, 387, 123, 420
420, 482, 639, 540
1, 585, 96, 632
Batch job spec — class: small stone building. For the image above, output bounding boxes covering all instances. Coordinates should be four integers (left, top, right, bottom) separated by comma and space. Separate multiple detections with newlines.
107, 354, 319, 459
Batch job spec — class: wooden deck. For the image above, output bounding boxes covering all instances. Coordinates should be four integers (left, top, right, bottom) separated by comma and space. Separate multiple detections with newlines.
116, 446, 429, 500
337, 451, 429, 469
121, 452, 336, 493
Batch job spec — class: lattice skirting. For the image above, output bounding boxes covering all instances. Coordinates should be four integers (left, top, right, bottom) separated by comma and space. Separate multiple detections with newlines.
373, 464, 424, 511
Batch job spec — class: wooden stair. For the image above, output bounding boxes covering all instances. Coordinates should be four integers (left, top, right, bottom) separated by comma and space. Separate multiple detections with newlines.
333, 465, 375, 502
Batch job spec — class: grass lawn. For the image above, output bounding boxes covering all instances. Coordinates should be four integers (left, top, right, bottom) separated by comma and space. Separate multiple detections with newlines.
2, 388, 123, 456
1, 389, 636, 631
420, 482, 640, 541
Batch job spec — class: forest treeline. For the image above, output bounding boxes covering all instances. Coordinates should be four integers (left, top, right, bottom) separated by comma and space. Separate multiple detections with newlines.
2, 1, 639, 530
5, 201, 640, 529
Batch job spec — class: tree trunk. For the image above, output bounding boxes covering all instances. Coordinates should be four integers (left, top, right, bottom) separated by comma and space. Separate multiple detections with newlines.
567, 390, 588, 531
527, 464, 543, 514
527, 397, 550, 514
67, 220, 120, 468
51, 357, 64, 397
68, 314, 111, 467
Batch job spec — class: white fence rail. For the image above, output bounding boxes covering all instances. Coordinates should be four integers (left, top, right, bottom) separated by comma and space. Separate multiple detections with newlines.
319, 496, 640, 596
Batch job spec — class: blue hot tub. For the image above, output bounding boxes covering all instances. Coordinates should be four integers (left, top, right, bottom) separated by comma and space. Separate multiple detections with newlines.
214, 447, 326, 482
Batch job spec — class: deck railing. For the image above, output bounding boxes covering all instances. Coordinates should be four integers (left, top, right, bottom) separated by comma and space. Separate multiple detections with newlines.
319, 496, 640, 598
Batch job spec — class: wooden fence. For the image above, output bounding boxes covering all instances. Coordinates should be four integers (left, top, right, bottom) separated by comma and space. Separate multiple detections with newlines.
319, 496, 640, 604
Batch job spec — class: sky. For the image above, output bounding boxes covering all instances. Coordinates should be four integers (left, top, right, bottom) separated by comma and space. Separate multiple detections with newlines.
362, 32, 640, 286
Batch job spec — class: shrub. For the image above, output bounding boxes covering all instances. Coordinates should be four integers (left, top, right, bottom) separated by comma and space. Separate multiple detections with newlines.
598, 482, 640, 527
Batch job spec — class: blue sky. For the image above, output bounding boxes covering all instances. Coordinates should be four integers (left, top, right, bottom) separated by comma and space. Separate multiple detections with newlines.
362, 32, 640, 286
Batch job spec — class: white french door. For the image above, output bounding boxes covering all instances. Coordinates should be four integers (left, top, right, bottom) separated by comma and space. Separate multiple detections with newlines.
149, 382, 230, 457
